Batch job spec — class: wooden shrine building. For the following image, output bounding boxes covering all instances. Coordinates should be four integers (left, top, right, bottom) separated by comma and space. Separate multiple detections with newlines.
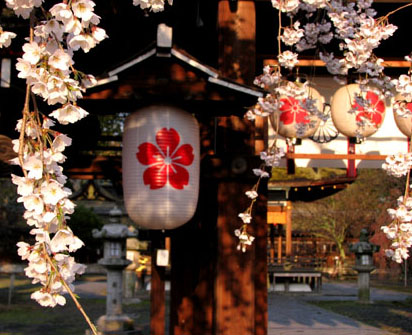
0, 1, 411, 335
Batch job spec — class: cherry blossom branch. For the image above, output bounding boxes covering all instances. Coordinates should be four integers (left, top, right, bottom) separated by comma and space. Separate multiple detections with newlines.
278, 8, 282, 56
42, 243, 98, 335
18, 84, 31, 177
381, 2, 412, 21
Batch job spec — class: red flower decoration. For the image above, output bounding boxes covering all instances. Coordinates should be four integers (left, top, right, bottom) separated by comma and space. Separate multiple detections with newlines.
136, 128, 194, 190
353, 91, 385, 127
279, 97, 310, 125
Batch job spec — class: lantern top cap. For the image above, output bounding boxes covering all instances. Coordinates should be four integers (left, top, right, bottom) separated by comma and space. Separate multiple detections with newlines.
109, 205, 122, 218
93, 223, 137, 239
349, 228, 380, 254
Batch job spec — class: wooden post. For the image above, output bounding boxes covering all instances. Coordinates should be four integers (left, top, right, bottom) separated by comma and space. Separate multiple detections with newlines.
277, 235, 283, 263
253, 184, 268, 335
347, 139, 357, 178
169, 179, 216, 335
285, 201, 292, 257
150, 232, 165, 335
218, 0, 256, 85
215, 181, 255, 335
286, 143, 295, 175
255, 116, 268, 155
8, 273, 15, 306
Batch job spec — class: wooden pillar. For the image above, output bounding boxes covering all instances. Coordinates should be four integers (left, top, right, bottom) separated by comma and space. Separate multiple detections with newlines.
286, 143, 295, 175
277, 235, 282, 262
217, 3, 267, 334
150, 232, 166, 335
218, 0, 256, 85
285, 201, 292, 257
216, 181, 255, 335
255, 116, 268, 154
253, 184, 268, 335
169, 179, 216, 335
347, 139, 357, 178
215, 175, 267, 335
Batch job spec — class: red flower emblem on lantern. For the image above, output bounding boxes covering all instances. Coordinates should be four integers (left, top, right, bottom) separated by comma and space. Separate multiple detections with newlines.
279, 97, 310, 125
353, 91, 385, 127
136, 128, 194, 190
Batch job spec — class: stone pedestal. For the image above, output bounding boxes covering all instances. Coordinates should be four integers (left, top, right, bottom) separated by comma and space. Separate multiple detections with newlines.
124, 269, 137, 300
354, 266, 374, 303
96, 315, 135, 334
93, 207, 139, 335
350, 228, 379, 304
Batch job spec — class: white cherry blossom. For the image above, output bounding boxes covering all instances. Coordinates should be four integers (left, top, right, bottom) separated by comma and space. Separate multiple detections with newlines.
24, 155, 43, 180
238, 213, 252, 224
271, 0, 300, 13
17, 242, 31, 260
253, 168, 270, 178
50, 3, 73, 23
40, 180, 68, 205
245, 190, 258, 199
132, 0, 173, 12
5, 0, 43, 19
278, 51, 299, 69
50, 104, 88, 124
11, 174, 34, 196
0, 27, 16, 48
22, 41, 44, 65
48, 49, 73, 71
72, 0, 96, 22
281, 21, 304, 46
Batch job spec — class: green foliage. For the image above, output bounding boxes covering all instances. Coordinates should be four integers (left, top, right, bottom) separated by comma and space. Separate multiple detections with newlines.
271, 167, 346, 181
0, 178, 27, 262
292, 169, 404, 264
67, 204, 104, 263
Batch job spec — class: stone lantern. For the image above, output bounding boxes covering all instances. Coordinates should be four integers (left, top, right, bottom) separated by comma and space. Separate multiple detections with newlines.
92, 206, 138, 334
349, 228, 380, 302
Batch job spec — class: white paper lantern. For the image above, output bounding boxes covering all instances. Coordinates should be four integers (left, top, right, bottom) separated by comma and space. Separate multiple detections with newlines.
331, 84, 386, 138
269, 87, 323, 139
393, 96, 412, 137
122, 105, 200, 229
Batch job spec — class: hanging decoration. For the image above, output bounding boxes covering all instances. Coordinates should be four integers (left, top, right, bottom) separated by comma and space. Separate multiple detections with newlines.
393, 95, 412, 138
330, 84, 387, 139
269, 86, 323, 139
122, 105, 200, 229
310, 104, 339, 143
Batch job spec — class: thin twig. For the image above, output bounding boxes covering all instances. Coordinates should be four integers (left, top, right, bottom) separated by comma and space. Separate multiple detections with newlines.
42, 244, 98, 335
381, 2, 412, 21
404, 136, 412, 200
18, 84, 31, 177
277, 8, 282, 56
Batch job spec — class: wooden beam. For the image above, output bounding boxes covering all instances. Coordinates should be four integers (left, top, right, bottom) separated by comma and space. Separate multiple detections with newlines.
263, 59, 411, 68
285, 153, 387, 160
285, 201, 292, 257
76, 98, 256, 116
255, 0, 412, 2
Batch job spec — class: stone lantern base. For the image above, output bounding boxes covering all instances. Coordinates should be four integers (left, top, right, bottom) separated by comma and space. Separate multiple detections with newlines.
95, 314, 139, 335
353, 265, 375, 303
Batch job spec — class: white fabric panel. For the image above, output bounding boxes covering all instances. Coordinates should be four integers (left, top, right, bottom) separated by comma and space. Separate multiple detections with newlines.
123, 105, 200, 229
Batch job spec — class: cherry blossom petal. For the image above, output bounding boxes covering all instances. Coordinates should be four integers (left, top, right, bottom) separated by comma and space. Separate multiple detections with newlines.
168, 164, 189, 190
156, 128, 180, 157
279, 98, 294, 125
136, 142, 163, 165
143, 163, 167, 189
172, 144, 194, 166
